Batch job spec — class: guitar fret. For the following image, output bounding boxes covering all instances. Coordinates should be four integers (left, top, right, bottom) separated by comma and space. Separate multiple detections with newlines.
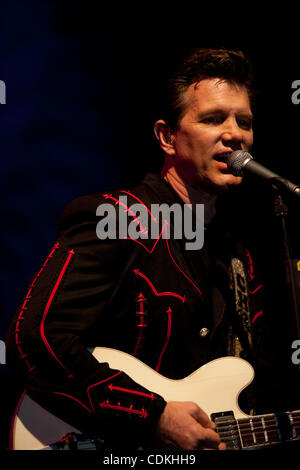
288, 412, 297, 439
238, 417, 271, 446
236, 414, 297, 448
290, 412, 300, 436
261, 417, 269, 443
249, 418, 256, 445
235, 411, 300, 448
236, 419, 243, 448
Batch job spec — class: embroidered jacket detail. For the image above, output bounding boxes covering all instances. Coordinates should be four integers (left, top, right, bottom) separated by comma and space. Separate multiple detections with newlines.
15, 242, 60, 374
155, 307, 173, 372
132, 292, 147, 357
40, 249, 75, 378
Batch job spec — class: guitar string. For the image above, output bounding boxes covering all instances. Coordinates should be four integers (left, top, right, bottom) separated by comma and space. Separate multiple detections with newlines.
218, 428, 300, 442
215, 412, 300, 447
217, 422, 300, 435
216, 418, 300, 446
238, 413, 300, 423
217, 427, 300, 448
216, 413, 300, 428
238, 419, 300, 437
217, 426, 282, 439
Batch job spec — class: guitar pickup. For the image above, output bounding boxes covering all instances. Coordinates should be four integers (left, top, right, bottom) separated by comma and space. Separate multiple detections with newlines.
211, 410, 235, 421
211, 411, 242, 450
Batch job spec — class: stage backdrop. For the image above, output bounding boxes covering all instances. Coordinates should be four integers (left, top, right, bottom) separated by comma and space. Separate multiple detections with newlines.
1, 1, 300, 451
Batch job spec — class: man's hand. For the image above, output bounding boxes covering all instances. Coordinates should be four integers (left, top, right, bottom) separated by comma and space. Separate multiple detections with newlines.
154, 401, 226, 450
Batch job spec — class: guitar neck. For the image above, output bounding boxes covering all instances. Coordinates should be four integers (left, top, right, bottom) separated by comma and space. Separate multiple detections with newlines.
213, 410, 300, 449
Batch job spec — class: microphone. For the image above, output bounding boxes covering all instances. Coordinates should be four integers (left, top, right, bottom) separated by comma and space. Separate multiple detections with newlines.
227, 150, 300, 197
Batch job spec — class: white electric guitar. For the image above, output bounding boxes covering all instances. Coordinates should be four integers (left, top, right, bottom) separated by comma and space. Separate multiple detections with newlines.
11, 348, 300, 450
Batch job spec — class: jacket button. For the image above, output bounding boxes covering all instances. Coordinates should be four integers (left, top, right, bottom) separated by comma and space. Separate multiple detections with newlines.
199, 327, 209, 337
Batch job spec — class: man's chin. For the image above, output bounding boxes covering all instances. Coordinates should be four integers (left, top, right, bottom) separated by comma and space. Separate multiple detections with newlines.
218, 174, 243, 191
201, 175, 243, 195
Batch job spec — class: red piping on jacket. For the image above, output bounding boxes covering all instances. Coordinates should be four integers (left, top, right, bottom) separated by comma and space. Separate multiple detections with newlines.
40, 249, 75, 378
120, 190, 157, 222
107, 384, 155, 400
86, 371, 123, 412
249, 284, 263, 295
15, 242, 60, 373
24, 371, 151, 418
103, 191, 202, 297
133, 269, 186, 303
25, 384, 93, 414
99, 401, 149, 418
252, 310, 263, 324
126, 220, 202, 296
165, 233, 202, 296
51, 391, 92, 413
132, 292, 147, 357
103, 193, 148, 235
155, 307, 172, 372
245, 248, 255, 280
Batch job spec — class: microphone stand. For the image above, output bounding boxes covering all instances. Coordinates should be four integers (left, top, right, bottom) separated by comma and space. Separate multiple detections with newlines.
273, 189, 300, 372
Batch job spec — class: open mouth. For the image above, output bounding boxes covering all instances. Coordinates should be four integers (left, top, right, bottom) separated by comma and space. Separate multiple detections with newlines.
213, 152, 232, 163
213, 152, 236, 175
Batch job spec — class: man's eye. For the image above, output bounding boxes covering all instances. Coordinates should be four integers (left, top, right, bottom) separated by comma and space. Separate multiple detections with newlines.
202, 116, 223, 124
238, 119, 252, 130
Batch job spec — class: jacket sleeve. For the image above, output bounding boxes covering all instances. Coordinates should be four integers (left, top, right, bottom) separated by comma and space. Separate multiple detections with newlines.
5, 194, 166, 450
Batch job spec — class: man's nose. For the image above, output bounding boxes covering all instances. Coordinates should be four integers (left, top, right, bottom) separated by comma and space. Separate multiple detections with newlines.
221, 118, 243, 145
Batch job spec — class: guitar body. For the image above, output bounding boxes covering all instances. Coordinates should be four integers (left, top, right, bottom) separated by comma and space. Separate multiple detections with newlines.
11, 348, 254, 450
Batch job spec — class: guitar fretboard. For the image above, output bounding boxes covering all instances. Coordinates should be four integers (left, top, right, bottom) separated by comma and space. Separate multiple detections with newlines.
212, 410, 300, 449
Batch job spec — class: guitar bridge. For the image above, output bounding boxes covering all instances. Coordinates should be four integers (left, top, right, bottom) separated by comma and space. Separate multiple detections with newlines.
211, 411, 242, 450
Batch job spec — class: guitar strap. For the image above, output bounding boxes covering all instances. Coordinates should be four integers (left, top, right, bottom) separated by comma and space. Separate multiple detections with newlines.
228, 255, 253, 360
228, 253, 259, 415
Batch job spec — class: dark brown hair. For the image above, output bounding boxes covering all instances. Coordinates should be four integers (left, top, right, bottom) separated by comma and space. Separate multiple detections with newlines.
160, 48, 255, 129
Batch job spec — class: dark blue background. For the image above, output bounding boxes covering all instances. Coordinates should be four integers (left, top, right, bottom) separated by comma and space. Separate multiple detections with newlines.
1, 1, 300, 451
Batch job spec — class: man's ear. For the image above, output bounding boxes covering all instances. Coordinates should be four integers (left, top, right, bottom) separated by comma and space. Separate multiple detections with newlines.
153, 120, 176, 156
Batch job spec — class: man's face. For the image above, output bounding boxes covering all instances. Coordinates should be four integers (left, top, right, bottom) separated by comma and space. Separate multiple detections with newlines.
171, 78, 254, 193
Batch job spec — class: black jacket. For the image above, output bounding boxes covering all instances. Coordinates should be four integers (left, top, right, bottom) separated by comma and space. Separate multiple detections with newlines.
6, 173, 265, 449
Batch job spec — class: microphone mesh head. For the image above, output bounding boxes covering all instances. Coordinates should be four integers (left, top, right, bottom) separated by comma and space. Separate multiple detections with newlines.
227, 150, 253, 176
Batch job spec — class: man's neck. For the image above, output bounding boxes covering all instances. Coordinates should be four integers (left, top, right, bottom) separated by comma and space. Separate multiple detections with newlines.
161, 156, 217, 224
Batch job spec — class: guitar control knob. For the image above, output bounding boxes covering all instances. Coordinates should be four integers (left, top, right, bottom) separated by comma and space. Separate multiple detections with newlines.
199, 327, 209, 337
